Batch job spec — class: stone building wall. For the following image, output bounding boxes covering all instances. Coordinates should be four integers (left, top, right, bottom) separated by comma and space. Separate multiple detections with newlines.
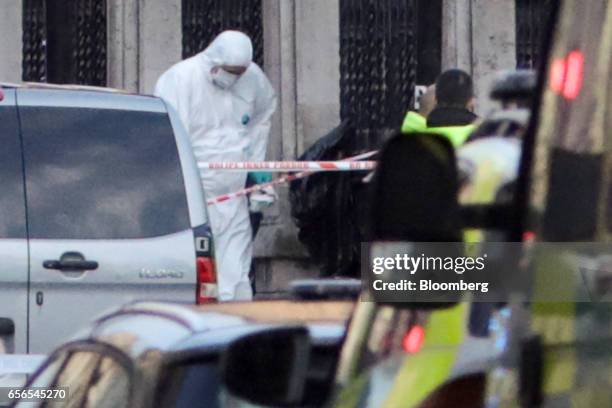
0, 0, 516, 293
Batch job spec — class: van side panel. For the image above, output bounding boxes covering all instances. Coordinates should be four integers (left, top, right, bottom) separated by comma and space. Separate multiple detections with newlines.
0, 88, 29, 353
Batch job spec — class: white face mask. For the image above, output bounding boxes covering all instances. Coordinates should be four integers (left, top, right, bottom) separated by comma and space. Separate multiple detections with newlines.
211, 68, 240, 90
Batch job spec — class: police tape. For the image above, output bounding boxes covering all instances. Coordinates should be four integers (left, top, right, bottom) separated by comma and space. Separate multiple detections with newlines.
199, 160, 377, 172
207, 150, 378, 205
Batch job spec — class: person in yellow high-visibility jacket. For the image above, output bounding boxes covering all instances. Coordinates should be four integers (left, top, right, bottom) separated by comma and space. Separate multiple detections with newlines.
402, 70, 478, 147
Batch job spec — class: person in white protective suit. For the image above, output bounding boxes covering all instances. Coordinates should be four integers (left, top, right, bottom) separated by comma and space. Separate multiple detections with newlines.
154, 31, 277, 301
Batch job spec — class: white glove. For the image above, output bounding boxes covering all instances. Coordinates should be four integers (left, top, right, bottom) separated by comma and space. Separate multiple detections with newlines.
249, 186, 278, 213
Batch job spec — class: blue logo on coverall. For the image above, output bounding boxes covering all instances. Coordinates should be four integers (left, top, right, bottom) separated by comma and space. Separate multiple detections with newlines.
242, 114, 251, 125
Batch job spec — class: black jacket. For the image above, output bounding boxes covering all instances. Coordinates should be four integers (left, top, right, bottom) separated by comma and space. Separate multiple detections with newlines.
427, 106, 478, 127
289, 121, 366, 277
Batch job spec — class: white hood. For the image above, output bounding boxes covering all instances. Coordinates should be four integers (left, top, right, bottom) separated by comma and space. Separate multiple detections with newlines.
203, 30, 253, 67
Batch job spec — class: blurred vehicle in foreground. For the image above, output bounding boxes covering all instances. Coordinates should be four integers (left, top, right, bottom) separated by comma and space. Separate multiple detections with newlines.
219, 1, 612, 406
0, 83, 215, 355
10, 299, 353, 407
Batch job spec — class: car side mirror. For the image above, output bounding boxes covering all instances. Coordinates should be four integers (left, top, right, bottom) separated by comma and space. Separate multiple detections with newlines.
367, 132, 462, 308
221, 327, 311, 407
370, 132, 461, 242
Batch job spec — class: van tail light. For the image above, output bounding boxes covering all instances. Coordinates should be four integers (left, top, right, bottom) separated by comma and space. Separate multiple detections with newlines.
193, 224, 217, 304
197, 257, 217, 304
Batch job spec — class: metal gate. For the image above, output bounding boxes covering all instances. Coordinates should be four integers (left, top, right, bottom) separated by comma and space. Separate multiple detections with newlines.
182, 0, 264, 67
339, 0, 419, 150
516, 0, 554, 69
22, 0, 107, 85
22, 0, 47, 82
73, 0, 107, 85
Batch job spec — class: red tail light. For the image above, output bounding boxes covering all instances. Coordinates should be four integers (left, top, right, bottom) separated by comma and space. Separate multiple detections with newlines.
549, 58, 566, 93
402, 325, 425, 353
549, 50, 584, 100
563, 50, 584, 100
197, 257, 217, 304
523, 231, 536, 242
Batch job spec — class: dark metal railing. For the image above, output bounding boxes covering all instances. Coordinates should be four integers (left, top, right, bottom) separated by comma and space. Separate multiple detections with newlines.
22, 0, 107, 85
22, 0, 47, 82
516, 0, 554, 69
182, 0, 264, 67
339, 0, 418, 150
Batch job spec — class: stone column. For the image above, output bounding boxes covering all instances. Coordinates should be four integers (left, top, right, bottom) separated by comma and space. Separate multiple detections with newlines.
254, 0, 312, 293
470, 0, 516, 114
442, 0, 473, 73
107, 0, 140, 91
255, 0, 344, 293
262, 0, 298, 162
442, 0, 516, 115
0, 0, 23, 83
138, 0, 182, 94
295, 0, 341, 154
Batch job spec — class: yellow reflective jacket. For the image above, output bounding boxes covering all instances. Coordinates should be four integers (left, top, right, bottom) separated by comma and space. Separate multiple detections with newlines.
401, 111, 476, 147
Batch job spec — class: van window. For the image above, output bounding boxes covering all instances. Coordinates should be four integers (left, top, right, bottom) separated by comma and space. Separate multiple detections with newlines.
159, 358, 318, 408
0, 104, 26, 239
156, 359, 222, 408
20, 107, 190, 239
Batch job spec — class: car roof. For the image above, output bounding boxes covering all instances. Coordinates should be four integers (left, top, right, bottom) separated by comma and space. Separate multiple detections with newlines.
190, 300, 354, 323
83, 300, 353, 359
1, 81, 165, 113
0, 81, 129, 93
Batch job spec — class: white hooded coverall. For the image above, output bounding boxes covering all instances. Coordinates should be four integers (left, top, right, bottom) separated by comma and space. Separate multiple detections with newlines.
154, 31, 277, 301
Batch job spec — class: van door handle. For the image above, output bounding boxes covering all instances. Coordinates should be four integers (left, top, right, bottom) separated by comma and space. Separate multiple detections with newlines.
43, 252, 99, 271
0, 318, 15, 336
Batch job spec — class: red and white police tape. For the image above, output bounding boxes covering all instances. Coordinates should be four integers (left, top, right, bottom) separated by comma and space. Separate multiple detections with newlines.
206, 150, 378, 205
199, 160, 376, 172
